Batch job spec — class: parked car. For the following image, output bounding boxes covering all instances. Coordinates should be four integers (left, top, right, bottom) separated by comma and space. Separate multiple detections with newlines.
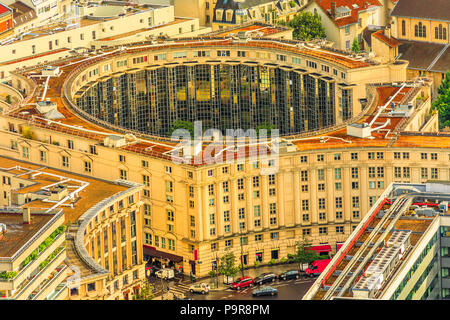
278, 270, 302, 281
253, 273, 278, 285
305, 259, 331, 277
155, 268, 175, 280
189, 283, 210, 294
252, 286, 278, 297
231, 276, 253, 290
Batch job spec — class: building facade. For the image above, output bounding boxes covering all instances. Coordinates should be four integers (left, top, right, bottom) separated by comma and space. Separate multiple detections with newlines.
0, 37, 448, 278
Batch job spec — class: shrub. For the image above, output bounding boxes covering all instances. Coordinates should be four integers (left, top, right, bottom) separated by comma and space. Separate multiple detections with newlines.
268, 259, 277, 265
254, 260, 260, 268
280, 257, 288, 264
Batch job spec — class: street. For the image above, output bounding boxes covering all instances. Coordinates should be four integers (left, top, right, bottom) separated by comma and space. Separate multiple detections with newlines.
149, 263, 316, 300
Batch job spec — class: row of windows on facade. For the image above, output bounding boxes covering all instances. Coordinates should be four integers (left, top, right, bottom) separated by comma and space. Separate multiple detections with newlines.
82, 269, 140, 295
82, 50, 348, 80
145, 224, 350, 254
401, 20, 448, 40
13, 148, 444, 185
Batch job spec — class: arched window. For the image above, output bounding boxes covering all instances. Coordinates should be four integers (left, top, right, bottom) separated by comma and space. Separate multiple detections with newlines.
435, 24, 447, 40
415, 22, 426, 38
402, 20, 406, 36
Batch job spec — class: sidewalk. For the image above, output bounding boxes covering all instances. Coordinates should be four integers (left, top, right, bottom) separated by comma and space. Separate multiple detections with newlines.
184, 262, 309, 291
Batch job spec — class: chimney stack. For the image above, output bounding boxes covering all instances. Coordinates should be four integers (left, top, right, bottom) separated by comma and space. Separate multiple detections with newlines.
23, 207, 31, 224
385, 25, 391, 38
331, 2, 337, 19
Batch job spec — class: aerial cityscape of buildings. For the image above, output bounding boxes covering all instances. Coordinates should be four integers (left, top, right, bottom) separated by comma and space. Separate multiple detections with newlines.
0, 0, 449, 302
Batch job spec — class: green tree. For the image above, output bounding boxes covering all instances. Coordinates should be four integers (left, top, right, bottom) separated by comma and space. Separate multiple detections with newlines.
255, 122, 276, 137
168, 119, 195, 138
217, 249, 239, 284
432, 71, 450, 129
294, 237, 319, 271
285, 11, 326, 41
134, 278, 154, 300
351, 38, 361, 53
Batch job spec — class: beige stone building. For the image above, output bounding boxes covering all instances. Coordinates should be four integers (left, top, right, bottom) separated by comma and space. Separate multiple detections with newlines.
0, 157, 146, 300
389, 0, 450, 98
303, 0, 384, 51
0, 36, 447, 278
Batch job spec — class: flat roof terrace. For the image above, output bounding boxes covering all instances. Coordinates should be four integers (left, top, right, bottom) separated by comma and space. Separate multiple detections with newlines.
0, 156, 128, 224
0, 211, 55, 258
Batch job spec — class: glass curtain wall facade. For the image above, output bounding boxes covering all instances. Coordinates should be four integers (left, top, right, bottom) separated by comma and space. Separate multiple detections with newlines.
76, 64, 340, 137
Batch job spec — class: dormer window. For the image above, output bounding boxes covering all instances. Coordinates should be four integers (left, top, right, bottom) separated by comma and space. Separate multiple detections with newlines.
216, 9, 223, 21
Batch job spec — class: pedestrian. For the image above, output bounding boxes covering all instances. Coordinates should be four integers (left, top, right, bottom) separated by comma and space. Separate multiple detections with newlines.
190, 271, 194, 283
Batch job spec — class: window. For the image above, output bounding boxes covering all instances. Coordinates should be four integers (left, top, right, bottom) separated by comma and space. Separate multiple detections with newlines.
336, 226, 344, 234
351, 152, 358, 160
255, 234, 262, 242
270, 232, 278, 240
120, 169, 127, 180
414, 22, 426, 38
317, 154, 324, 162
402, 20, 406, 36
303, 213, 309, 222
431, 153, 438, 160
334, 153, 341, 161
302, 200, 309, 211
319, 227, 327, 235
352, 196, 360, 208
303, 229, 311, 236
336, 211, 343, 219
40, 150, 47, 162
318, 198, 326, 210
300, 156, 307, 163
84, 161, 92, 173
302, 185, 308, 192
237, 178, 244, 190
335, 182, 342, 190
435, 24, 447, 40
62, 156, 69, 168
335, 197, 343, 209
394, 152, 401, 159
318, 183, 325, 191
301, 170, 308, 182
317, 169, 324, 181
225, 240, 232, 247
253, 176, 260, 187
351, 167, 359, 179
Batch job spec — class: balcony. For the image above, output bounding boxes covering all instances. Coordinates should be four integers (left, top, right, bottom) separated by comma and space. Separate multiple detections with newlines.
12, 247, 66, 300
46, 283, 68, 300
32, 265, 68, 300
441, 237, 450, 248
0, 232, 65, 292
441, 256, 450, 269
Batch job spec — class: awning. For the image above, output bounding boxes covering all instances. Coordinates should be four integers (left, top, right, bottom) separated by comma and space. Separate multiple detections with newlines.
336, 243, 344, 251
143, 245, 183, 263
308, 245, 332, 253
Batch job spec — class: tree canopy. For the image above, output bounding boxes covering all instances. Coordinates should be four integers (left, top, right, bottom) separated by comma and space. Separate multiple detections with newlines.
351, 38, 361, 53
432, 71, 450, 130
133, 278, 154, 300
217, 249, 239, 278
282, 11, 326, 41
168, 119, 195, 138
294, 237, 320, 268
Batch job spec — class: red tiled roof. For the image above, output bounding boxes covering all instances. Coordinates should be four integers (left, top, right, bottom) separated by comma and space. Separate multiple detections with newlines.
372, 30, 401, 48
0, 3, 11, 15
315, 0, 382, 27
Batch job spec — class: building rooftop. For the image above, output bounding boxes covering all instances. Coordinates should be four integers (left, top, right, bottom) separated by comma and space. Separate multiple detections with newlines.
398, 40, 450, 73
9, 1, 36, 27
208, 22, 291, 38
372, 30, 401, 48
314, 0, 382, 28
0, 156, 128, 224
3, 39, 441, 166
0, 210, 57, 258
306, 182, 450, 300
391, 0, 450, 22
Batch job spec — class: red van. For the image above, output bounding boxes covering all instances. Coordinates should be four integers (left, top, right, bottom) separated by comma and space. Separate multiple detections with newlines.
305, 259, 331, 277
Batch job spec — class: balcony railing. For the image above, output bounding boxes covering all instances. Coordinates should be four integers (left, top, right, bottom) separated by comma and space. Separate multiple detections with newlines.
32, 265, 67, 300
8, 247, 66, 300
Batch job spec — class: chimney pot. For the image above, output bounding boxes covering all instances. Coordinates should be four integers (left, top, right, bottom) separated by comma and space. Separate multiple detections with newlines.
331, 2, 337, 19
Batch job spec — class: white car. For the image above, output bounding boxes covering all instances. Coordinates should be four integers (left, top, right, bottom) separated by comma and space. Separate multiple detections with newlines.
155, 268, 175, 280
189, 283, 210, 294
